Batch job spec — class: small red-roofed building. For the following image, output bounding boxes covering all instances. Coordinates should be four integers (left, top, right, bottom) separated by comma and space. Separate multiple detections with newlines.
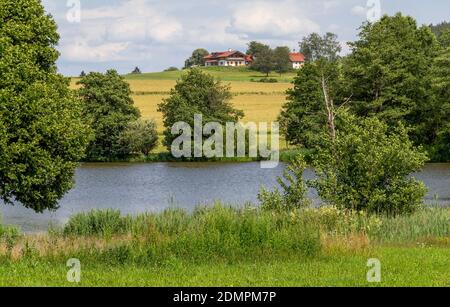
289, 52, 305, 69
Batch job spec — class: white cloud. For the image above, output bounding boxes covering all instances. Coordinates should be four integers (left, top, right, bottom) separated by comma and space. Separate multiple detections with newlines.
57, 0, 182, 63
229, 0, 320, 39
62, 41, 130, 62
82, 0, 182, 43
351, 5, 367, 17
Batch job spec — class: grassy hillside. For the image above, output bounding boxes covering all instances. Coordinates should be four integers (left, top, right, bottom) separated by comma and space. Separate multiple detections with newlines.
124, 66, 297, 82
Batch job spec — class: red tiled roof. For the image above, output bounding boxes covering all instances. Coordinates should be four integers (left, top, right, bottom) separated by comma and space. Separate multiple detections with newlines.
204, 50, 248, 60
289, 52, 305, 63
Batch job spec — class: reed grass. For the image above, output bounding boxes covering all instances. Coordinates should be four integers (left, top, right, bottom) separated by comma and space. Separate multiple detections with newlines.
1, 205, 449, 267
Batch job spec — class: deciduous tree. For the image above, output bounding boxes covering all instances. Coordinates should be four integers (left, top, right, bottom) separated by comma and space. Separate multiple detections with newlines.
0, 0, 90, 212
77, 70, 141, 161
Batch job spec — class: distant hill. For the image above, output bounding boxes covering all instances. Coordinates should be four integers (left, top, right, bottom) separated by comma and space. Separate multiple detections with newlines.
124, 66, 296, 83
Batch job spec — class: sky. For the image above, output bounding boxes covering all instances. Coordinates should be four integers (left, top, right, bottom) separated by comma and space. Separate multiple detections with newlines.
41, 0, 450, 76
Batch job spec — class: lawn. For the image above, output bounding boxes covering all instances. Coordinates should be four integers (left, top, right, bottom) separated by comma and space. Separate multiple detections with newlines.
1, 247, 449, 287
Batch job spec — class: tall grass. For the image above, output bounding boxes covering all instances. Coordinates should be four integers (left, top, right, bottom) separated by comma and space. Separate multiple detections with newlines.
369, 207, 450, 243
1, 206, 449, 266
59, 205, 321, 264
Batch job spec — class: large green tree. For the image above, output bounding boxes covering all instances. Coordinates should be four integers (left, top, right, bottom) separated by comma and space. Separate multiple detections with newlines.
428, 46, 450, 161
158, 69, 244, 153
77, 70, 141, 161
273, 46, 292, 75
0, 0, 90, 212
344, 13, 439, 145
246, 41, 270, 57
279, 59, 343, 148
299, 33, 341, 62
250, 47, 274, 77
184, 48, 209, 68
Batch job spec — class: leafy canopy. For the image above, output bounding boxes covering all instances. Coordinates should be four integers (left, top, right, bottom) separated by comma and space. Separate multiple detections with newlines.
158, 68, 244, 151
77, 70, 140, 161
279, 59, 342, 148
310, 114, 428, 216
0, 0, 90, 212
299, 32, 341, 62
185, 48, 209, 68
344, 13, 439, 145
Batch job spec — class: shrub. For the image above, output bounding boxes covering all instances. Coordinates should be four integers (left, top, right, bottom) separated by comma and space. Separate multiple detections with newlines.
118, 119, 158, 156
254, 78, 278, 83
259, 155, 311, 211
0, 222, 20, 251
164, 67, 179, 72
310, 114, 429, 216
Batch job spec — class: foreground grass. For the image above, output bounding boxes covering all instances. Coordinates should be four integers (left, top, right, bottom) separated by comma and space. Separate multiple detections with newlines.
1, 206, 449, 287
1, 247, 449, 287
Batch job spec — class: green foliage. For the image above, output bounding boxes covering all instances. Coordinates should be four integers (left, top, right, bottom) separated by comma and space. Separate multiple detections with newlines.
0, 219, 20, 251
63, 209, 126, 237
251, 78, 278, 83
158, 68, 244, 151
118, 119, 158, 156
437, 29, 450, 48
428, 46, 450, 161
246, 41, 270, 57
0, 0, 90, 212
344, 14, 439, 146
310, 114, 429, 216
273, 46, 292, 75
184, 48, 209, 68
77, 70, 141, 161
430, 21, 450, 40
164, 67, 179, 72
299, 32, 341, 62
250, 47, 274, 76
279, 59, 342, 148
62, 205, 322, 261
258, 155, 311, 211
369, 207, 450, 243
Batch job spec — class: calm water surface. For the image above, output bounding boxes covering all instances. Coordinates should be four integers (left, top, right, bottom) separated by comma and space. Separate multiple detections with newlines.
1, 162, 449, 232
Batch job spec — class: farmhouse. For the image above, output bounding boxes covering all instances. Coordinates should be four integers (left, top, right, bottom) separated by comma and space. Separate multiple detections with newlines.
203, 49, 305, 70
289, 52, 305, 69
204, 50, 253, 67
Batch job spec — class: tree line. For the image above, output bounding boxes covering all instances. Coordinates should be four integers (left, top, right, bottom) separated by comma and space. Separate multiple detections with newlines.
280, 13, 450, 162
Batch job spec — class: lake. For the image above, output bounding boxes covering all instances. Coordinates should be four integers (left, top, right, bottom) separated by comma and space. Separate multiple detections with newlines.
1, 162, 450, 232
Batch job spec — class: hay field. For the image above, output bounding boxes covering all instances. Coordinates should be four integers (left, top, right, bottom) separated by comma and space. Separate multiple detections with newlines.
71, 70, 294, 152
